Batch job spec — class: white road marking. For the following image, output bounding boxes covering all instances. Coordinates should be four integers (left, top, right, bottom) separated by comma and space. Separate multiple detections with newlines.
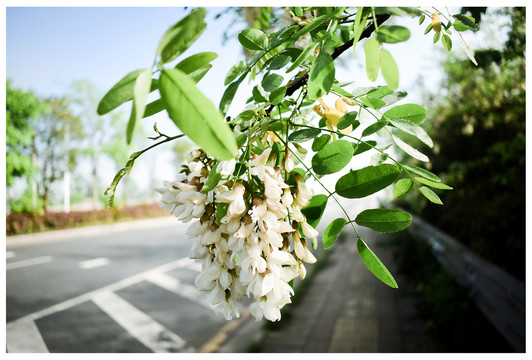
145, 271, 214, 310
6, 257, 199, 353
6, 320, 49, 353
91, 291, 193, 353
7, 257, 193, 327
6, 251, 16, 258
79, 257, 110, 269
6, 256, 52, 270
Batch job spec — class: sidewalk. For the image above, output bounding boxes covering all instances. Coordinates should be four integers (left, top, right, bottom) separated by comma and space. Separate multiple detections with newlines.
216, 227, 435, 353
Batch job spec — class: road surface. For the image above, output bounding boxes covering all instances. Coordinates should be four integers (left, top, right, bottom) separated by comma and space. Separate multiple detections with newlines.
6, 217, 251, 353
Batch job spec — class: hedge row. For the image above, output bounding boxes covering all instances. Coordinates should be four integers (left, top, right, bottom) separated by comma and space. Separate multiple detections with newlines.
6, 203, 167, 236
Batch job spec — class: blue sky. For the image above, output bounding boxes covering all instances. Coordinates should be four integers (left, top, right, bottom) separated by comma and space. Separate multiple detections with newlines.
6, 6, 501, 204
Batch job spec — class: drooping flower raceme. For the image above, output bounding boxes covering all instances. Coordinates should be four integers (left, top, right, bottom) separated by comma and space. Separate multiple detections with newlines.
156, 147, 318, 322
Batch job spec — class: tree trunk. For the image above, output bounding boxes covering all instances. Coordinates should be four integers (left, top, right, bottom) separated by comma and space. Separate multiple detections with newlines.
91, 155, 99, 209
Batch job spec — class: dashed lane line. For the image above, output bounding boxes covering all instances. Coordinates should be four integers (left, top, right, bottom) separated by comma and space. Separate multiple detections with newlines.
6, 256, 53, 270
79, 257, 110, 269
91, 290, 194, 353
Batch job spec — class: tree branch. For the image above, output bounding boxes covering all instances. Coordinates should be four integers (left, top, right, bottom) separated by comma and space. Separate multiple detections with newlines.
266, 13, 390, 116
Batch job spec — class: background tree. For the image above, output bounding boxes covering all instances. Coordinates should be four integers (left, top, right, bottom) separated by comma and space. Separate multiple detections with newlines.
400, 7, 525, 280
33, 97, 83, 211
6, 81, 49, 212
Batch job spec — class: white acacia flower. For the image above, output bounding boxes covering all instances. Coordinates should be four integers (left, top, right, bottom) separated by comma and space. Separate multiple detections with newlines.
250, 299, 281, 322
294, 235, 317, 264
301, 221, 319, 239
217, 159, 236, 177
217, 183, 247, 219
249, 149, 275, 181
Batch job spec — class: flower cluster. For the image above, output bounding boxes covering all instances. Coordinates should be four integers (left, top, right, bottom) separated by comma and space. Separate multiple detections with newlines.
156, 147, 318, 322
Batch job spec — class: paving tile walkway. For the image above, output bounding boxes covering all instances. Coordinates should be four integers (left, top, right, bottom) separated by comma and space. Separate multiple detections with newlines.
252, 228, 435, 353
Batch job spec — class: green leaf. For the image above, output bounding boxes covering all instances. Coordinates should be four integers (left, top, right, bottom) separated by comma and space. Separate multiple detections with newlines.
159, 68, 236, 160
403, 164, 441, 182
268, 54, 291, 70
376, 25, 411, 43
419, 186, 443, 205
371, 152, 388, 166
379, 49, 399, 91
215, 202, 229, 225
442, 34, 452, 51
186, 64, 212, 83
452, 14, 479, 31
388, 118, 433, 147
355, 208, 412, 233
393, 178, 414, 198
366, 86, 393, 99
176, 52, 218, 75
219, 78, 243, 115
262, 73, 284, 92
98, 69, 145, 115
383, 103, 426, 124
433, 31, 441, 44
238, 28, 268, 50
287, 42, 316, 72
351, 7, 370, 57
419, 14, 426, 25
424, 23, 433, 35
381, 91, 408, 107
157, 8, 207, 64
308, 52, 335, 100
335, 164, 400, 199
365, 37, 380, 82
352, 86, 378, 98
201, 169, 222, 193
414, 177, 452, 190
291, 12, 335, 40
391, 134, 429, 162
312, 134, 331, 151
289, 128, 321, 142
269, 86, 287, 105
311, 140, 354, 175
362, 120, 387, 137
323, 218, 347, 249
126, 69, 152, 144
353, 140, 376, 156
143, 98, 165, 118
337, 111, 358, 130
357, 238, 398, 288
359, 96, 385, 109
301, 194, 328, 228
224, 61, 247, 86
252, 84, 268, 103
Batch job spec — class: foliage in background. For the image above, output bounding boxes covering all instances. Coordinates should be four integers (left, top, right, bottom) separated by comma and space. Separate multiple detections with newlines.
398, 7, 525, 280
6, 203, 166, 236
390, 231, 513, 352
6, 81, 49, 212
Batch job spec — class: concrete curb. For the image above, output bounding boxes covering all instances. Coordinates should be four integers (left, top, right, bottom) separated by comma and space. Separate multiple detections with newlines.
6, 216, 183, 248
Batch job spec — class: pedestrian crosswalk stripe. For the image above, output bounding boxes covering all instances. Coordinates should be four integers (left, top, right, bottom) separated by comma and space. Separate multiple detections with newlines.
7, 258, 192, 327
91, 291, 194, 353
145, 271, 214, 310
6, 320, 49, 353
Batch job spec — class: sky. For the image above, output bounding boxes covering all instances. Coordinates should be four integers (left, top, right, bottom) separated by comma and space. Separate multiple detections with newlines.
5, 5, 506, 207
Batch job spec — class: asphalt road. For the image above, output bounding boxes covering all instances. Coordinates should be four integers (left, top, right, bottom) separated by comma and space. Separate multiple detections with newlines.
6, 217, 249, 353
